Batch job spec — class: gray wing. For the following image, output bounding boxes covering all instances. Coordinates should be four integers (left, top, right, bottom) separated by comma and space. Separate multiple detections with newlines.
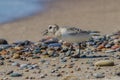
65, 27, 90, 35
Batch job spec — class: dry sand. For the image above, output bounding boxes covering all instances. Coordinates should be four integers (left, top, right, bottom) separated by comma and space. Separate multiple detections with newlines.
0, 0, 120, 42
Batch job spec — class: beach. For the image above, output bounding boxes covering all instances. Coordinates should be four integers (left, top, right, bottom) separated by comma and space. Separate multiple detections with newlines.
0, 0, 120, 80
0, 0, 119, 42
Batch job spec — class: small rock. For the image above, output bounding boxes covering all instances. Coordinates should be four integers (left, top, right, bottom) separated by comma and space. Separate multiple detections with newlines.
6, 70, 14, 75
40, 60, 46, 64
40, 74, 47, 78
48, 43, 61, 48
10, 73, 22, 77
32, 48, 41, 54
32, 55, 40, 59
114, 72, 120, 76
12, 53, 20, 59
0, 50, 8, 55
20, 64, 28, 69
11, 62, 20, 66
56, 73, 62, 77
0, 56, 4, 60
0, 39, 8, 44
94, 60, 114, 66
60, 58, 67, 62
93, 73, 105, 78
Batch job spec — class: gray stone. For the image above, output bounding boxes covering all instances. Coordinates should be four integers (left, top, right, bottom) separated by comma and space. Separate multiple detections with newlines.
10, 73, 22, 77
11, 62, 20, 66
20, 64, 28, 69
93, 73, 105, 78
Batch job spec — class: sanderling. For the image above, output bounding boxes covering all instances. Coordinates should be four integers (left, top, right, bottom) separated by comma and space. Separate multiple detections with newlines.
43, 24, 92, 58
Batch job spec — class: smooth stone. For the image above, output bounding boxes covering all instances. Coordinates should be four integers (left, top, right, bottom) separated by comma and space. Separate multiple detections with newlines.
32, 56, 40, 59
11, 62, 20, 66
48, 43, 61, 48
0, 50, 8, 55
12, 53, 20, 59
94, 60, 114, 66
60, 58, 67, 62
40, 74, 47, 78
32, 48, 41, 54
0, 39, 8, 44
105, 44, 112, 48
0, 56, 4, 60
51, 69, 56, 73
40, 60, 46, 64
6, 70, 14, 75
10, 73, 22, 77
56, 73, 62, 77
0, 45, 11, 49
114, 72, 120, 76
93, 73, 105, 78
14, 46, 23, 51
20, 64, 28, 69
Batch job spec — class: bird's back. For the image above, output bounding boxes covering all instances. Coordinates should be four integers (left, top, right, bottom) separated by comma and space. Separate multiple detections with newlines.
55, 27, 91, 43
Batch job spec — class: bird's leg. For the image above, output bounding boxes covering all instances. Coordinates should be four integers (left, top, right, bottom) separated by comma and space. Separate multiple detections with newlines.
71, 43, 81, 58
70, 43, 73, 51
78, 42, 81, 57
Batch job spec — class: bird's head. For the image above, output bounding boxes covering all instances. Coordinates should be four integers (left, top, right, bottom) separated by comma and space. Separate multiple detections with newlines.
43, 24, 59, 36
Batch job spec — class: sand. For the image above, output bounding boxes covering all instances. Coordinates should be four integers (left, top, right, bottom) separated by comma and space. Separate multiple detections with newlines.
0, 0, 120, 43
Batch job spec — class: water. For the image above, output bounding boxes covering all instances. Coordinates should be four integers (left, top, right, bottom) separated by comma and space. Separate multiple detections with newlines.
0, 0, 50, 24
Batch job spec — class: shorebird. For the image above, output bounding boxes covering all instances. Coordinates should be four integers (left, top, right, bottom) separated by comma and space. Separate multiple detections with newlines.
43, 24, 92, 57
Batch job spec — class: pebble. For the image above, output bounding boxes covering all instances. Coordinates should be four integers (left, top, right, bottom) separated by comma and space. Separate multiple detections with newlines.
11, 62, 20, 66
94, 60, 114, 66
48, 43, 61, 48
12, 53, 20, 59
114, 72, 120, 76
20, 64, 28, 69
10, 73, 22, 77
6, 70, 14, 75
93, 73, 105, 78
40, 74, 47, 78
0, 56, 4, 60
0, 39, 8, 44
60, 58, 67, 62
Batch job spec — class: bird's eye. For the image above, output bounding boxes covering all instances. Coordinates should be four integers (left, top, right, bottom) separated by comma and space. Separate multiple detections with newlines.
49, 26, 52, 29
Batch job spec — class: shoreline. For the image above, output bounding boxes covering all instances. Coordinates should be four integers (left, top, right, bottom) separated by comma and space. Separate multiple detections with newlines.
0, 0, 120, 43
0, 0, 56, 25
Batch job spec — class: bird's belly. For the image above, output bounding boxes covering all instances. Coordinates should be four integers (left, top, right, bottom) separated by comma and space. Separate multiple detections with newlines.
61, 34, 91, 43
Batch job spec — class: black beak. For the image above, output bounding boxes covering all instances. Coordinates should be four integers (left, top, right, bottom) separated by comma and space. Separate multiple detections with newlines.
42, 29, 48, 36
